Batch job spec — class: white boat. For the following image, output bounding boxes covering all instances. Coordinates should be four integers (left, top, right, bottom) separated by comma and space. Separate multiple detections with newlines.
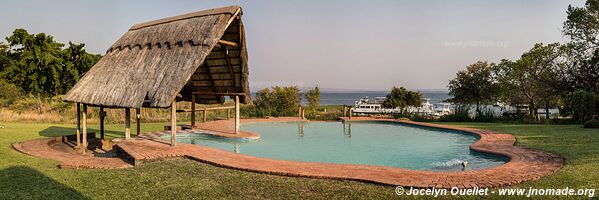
407, 99, 436, 116
352, 97, 452, 117
352, 96, 399, 114
434, 103, 452, 116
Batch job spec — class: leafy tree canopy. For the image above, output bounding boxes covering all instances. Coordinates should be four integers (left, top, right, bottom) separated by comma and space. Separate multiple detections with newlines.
305, 86, 320, 109
253, 86, 300, 117
448, 61, 498, 113
1, 28, 101, 97
382, 86, 422, 114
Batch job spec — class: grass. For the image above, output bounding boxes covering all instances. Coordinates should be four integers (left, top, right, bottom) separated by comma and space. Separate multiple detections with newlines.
0, 121, 597, 199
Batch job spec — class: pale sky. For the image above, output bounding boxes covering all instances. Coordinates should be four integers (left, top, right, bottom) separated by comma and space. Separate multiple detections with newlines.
0, 0, 586, 91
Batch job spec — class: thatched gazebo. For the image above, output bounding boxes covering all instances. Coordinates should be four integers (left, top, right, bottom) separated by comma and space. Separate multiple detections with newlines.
64, 5, 250, 149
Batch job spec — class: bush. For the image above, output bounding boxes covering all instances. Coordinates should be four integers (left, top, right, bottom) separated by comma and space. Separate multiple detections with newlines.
253, 86, 300, 117
584, 119, 599, 128
474, 108, 498, 122
571, 90, 598, 123
48, 95, 71, 112
439, 105, 472, 122
0, 79, 23, 107
9, 95, 43, 113
304, 111, 340, 121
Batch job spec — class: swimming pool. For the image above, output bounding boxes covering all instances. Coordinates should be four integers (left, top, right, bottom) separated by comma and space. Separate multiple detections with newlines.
163, 121, 507, 171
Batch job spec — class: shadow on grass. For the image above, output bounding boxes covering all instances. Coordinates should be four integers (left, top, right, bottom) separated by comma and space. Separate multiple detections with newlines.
39, 126, 124, 138
0, 166, 89, 199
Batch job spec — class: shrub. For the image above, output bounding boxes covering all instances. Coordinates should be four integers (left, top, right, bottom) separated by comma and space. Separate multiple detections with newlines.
305, 111, 340, 121
439, 105, 472, 122
0, 79, 23, 107
253, 86, 300, 117
9, 95, 43, 113
408, 114, 436, 122
47, 95, 71, 112
584, 119, 599, 128
571, 90, 598, 123
474, 108, 498, 122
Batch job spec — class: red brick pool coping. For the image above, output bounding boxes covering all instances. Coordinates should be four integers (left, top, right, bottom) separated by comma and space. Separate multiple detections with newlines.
12, 117, 563, 188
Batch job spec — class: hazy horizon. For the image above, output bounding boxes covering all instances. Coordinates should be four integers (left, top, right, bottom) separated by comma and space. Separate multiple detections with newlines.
0, 0, 585, 91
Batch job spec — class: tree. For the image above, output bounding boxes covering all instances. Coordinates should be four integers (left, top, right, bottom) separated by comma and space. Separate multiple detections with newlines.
448, 61, 498, 115
382, 86, 422, 114
571, 89, 598, 122
305, 86, 320, 109
253, 86, 300, 116
563, 0, 599, 55
1, 29, 101, 96
564, 48, 599, 93
558, 0, 599, 119
495, 44, 563, 120
61, 42, 101, 94
0, 43, 9, 72
3, 29, 65, 96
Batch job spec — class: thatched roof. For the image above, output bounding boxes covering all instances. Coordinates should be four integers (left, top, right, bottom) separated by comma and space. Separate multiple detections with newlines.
65, 5, 250, 108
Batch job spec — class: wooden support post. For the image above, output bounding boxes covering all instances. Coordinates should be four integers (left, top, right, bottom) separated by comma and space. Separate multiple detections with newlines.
136, 108, 141, 136
343, 106, 347, 117
100, 107, 105, 140
191, 95, 196, 128
203, 110, 207, 123
76, 103, 81, 148
235, 95, 240, 134
82, 104, 88, 154
125, 108, 131, 140
298, 106, 302, 118
349, 109, 353, 119
302, 108, 305, 119
227, 108, 231, 119
171, 100, 177, 146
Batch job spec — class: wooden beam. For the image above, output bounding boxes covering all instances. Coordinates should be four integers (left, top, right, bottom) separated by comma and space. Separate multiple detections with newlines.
76, 103, 81, 148
176, 106, 236, 112
171, 100, 177, 146
235, 95, 240, 134
226, 8, 241, 27
100, 107, 105, 140
217, 40, 238, 47
125, 108, 131, 140
223, 46, 238, 88
203, 110, 207, 123
191, 95, 196, 128
191, 91, 246, 96
82, 104, 88, 154
136, 108, 141, 136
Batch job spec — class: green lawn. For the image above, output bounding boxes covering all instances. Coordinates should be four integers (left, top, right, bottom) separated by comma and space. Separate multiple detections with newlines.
0, 122, 597, 199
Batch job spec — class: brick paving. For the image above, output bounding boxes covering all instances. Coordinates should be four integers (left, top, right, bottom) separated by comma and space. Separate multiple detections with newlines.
12, 138, 131, 169
12, 117, 563, 188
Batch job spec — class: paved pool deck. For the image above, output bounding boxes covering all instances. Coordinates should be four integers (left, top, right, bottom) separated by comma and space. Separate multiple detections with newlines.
12, 117, 563, 189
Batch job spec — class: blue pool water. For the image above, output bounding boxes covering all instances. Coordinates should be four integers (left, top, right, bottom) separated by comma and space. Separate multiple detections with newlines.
164, 121, 507, 171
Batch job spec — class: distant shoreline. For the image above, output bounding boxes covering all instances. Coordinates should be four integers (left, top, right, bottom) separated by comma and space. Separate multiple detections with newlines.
249, 91, 451, 106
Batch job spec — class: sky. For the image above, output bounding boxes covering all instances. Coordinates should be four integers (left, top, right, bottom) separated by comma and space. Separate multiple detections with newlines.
0, 0, 586, 91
